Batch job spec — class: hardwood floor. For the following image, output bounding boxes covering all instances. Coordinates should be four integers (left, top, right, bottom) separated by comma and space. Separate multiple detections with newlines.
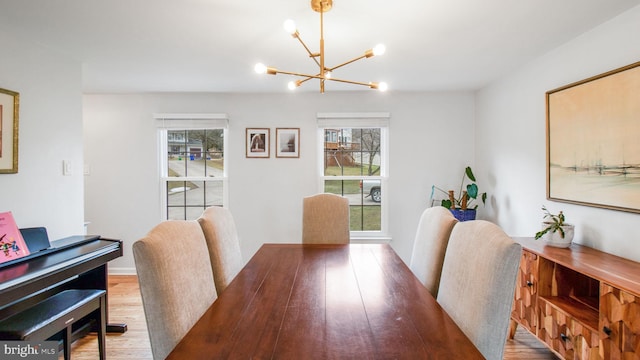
68, 275, 558, 359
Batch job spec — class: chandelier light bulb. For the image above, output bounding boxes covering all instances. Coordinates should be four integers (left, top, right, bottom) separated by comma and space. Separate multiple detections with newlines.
373, 44, 386, 56
287, 81, 297, 90
378, 82, 388, 91
324, 71, 332, 79
254, 63, 267, 74
283, 19, 297, 34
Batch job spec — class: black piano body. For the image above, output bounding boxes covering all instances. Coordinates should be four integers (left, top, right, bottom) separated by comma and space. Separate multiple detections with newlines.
0, 234, 125, 337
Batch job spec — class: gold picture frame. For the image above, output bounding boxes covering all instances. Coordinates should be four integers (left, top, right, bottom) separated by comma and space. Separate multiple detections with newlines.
0, 88, 19, 174
546, 60, 640, 213
246, 128, 270, 158
276, 128, 300, 158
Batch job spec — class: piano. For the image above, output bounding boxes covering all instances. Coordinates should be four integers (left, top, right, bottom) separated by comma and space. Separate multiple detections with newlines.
0, 231, 125, 336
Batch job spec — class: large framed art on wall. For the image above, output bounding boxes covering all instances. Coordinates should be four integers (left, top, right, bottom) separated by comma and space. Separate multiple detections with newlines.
546, 61, 640, 213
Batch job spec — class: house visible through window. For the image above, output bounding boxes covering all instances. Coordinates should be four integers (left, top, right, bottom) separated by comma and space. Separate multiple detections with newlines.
156, 114, 228, 220
318, 113, 389, 237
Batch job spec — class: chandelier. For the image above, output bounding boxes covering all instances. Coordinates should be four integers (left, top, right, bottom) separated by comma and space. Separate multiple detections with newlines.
254, 0, 388, 93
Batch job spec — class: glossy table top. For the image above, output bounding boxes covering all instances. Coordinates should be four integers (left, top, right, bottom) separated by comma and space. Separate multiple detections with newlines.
167, 243, 483, 359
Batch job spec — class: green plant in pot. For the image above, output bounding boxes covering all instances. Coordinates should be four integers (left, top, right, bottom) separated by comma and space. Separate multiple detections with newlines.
535, 205, 574, 248
430, 166, 487, 221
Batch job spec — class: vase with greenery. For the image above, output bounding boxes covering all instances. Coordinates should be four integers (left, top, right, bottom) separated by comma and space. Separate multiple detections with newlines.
430, 166, 487, 221
535, 205, 574, 248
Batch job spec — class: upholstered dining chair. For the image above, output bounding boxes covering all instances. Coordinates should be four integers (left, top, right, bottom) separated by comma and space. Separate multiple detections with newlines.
133, 220, 218, 360
302, 193, 350, 244
436, 220, 522, 360
197, 206, 244, 295
409, 206, 458, 297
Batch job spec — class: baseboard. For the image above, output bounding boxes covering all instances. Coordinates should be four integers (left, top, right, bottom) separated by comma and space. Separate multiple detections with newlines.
108, 267, 137, 275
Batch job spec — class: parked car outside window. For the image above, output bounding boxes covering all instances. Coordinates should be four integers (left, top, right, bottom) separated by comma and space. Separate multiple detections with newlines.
360, 179, 381, 203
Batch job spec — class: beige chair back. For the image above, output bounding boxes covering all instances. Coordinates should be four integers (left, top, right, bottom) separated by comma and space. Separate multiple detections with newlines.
436, 220, 522, 360
197, 206, 244, 295
302, 193, 350, 244
133, 220, 217, 360
409, 206, 458, 297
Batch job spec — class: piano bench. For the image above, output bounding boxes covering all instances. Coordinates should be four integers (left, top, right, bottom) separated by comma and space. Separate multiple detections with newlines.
0, 289, 106, 360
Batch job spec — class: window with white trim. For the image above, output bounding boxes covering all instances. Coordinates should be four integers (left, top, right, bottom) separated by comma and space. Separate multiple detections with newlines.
155, 114, 228, 220
317, 113, 389, 237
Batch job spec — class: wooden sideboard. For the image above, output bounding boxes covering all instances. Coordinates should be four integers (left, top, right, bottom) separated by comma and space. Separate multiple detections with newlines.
509, 237, 640, 360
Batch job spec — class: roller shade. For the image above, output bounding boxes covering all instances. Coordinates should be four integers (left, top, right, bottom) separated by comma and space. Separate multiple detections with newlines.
316, 112, 390, 128
154, 113, 228, 129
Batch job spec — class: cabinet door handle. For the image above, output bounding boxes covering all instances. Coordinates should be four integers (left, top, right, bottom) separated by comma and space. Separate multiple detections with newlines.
603, 326, 612, 336
526, 281, 533, 287
560, 333, 569, 342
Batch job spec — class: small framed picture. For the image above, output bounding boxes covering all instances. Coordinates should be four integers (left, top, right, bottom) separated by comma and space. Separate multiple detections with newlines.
0, 88, 19, 174
246, 128, 270, 158
276, 128, 300, 158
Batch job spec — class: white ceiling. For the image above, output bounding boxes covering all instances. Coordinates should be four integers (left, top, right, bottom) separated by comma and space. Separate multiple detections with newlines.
1, 0, 639, 93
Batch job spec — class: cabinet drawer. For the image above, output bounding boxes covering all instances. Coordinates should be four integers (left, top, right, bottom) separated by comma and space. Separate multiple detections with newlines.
539, 298, 599, 359
511, 250, 539, 332
600, 284, 640, 359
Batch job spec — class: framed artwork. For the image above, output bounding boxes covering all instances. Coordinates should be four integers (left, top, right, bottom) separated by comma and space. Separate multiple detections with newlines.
276, 128, 300, 158
0, 88, 19, 174
546, 60, 640, 213
246, 128, 270, 158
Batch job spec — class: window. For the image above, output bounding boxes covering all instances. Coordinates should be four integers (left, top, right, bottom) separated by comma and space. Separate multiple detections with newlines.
156, 114, 228, 220
317, 113, 389, 238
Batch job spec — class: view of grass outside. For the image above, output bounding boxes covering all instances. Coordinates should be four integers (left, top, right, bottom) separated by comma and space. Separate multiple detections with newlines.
167, 168, 195, 191
324, 178, 360, 194
324, 164, 380, 177
324, 177, 381, 231
350, 206, 381, 231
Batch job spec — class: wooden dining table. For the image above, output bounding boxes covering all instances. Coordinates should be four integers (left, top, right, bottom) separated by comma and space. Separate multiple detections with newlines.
166, 243, 484, 359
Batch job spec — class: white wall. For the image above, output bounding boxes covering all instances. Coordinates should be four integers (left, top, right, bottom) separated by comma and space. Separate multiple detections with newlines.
476, 5, 640, 261
5, 3, 639, 276
0, 29, 85, 239
83, 91, 475, 273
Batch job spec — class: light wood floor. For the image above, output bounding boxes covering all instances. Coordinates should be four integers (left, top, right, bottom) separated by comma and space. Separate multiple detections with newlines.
68, 275, 558, 359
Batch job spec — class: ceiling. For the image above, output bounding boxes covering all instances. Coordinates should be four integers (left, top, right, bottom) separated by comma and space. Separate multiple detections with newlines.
1, 0, 639, 93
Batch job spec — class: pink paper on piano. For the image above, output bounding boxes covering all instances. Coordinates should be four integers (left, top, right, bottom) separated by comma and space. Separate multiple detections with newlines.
0, 211, 30, 264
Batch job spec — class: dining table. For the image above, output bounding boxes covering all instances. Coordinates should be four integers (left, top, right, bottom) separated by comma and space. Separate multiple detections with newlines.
166, 243, 484, 359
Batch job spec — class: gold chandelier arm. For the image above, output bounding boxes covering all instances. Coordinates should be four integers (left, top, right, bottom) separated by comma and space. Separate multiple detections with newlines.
324, 76, 377, 88
293, 35, 321, 68
271, 69, 330, 81
297, 76, 314, 85
269, 68, 381, 90
327, 54, 367, 72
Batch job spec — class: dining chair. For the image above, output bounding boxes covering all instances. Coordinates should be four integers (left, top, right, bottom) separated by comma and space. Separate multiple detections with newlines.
197, 206, 244, 295
302, 193, 350, 244
409, 206, 458, 297
436, 220, 522, 360
133, 220, 218, 360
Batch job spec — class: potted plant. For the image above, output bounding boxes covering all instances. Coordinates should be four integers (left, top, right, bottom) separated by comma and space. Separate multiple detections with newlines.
534, 205, 574, 248
430, 166, 487, 221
